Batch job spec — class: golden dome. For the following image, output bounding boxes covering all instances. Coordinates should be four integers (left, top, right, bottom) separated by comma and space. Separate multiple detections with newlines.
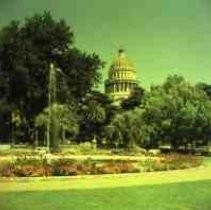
110, 49, 135, 71
108, 49, 137, 80
105, 49, 138, 104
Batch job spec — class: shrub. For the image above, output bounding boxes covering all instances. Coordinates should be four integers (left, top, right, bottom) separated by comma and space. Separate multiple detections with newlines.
51, 159, 79, 176
138, 154, 203, 172
0, 154, 203, 177
51, 158, 97, 176
97, 161, 139, 174
139, 158, 155, 172
164, 153, 203, 170
0, 156, 51, 177
0, 162, 16, 177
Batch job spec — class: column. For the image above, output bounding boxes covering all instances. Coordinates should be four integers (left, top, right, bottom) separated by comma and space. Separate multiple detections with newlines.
124, 82, 127, 91
122, 83, 125, 92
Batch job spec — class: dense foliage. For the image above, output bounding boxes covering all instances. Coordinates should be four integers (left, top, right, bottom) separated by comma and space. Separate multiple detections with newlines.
77, 90, 118, 143
121, 86, 145, 110
141, 75, 211, 149
104, 75, 211, 150
0, 12, 103, 145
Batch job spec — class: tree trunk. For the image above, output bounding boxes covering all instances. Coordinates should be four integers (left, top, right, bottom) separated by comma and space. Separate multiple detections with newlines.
62, 127, 66, 144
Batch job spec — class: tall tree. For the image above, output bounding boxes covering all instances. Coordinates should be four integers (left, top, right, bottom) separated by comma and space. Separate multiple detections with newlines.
35, 104, 79, 147
141, 75, 211, 150
104, 109, 150, 149
77, 91, 118, 143
0, 12, 104, 143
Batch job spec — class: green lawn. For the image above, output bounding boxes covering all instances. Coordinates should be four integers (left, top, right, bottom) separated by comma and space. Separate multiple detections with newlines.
1, 180, 211, 210
1, 158, 211, 210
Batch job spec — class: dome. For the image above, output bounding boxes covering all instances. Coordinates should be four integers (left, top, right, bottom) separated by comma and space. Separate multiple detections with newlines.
110, 49, 135, 72
108, 49, 137, 81
105, 49, 138, 104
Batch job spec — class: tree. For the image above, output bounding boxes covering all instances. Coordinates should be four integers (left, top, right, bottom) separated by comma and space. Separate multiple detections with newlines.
0, 99, 11, 142
77, 90, 119, 144
197, 83, 211, 100
11, 110, 22, 145
0, 11, 104, 143
104, 109, 150, 150
35, 103, 79, 150
121, 86, 145, 110
79, 99, 106, 142
141, 75, 211, 150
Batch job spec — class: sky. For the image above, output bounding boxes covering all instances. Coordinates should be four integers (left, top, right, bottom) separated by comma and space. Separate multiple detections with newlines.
1, 0, 211, 90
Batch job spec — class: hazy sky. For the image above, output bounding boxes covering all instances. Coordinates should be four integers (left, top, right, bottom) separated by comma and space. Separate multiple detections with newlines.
1, 0, 211, 90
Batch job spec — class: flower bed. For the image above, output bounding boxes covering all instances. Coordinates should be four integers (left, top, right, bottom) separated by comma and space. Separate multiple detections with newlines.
0, 154, 203, 177
139, 154, 203, 172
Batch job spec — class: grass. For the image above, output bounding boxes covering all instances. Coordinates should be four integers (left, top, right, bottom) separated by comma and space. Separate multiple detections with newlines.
0, 158, 211, 210
1, 180, 211, 210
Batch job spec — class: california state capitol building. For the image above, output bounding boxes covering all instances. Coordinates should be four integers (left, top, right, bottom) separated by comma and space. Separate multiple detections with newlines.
105, 49, 138, 104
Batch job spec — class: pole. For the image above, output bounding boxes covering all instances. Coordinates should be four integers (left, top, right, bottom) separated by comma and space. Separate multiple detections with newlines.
46, 64, 53, 153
